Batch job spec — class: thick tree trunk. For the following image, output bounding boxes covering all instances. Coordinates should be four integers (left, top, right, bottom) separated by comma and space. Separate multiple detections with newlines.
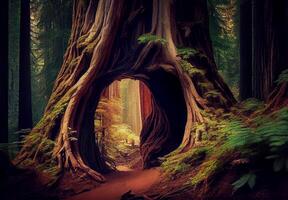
8, 0, 21, 145
17, 0, 235, 181
174, 0, 236, 108
240, 0, 252, 100
251, 0, 288, 100
0, 0, 9, 143
18, 0, 32, 132
265, 0, 288, 110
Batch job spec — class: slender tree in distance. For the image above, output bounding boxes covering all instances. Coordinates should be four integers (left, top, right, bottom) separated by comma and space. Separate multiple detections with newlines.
239, 0, 252, 100
18, 0, 33, 132
0, 0, 9, 143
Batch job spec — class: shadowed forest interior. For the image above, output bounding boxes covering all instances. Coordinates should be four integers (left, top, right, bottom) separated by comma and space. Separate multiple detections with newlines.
0, 0, 288, 200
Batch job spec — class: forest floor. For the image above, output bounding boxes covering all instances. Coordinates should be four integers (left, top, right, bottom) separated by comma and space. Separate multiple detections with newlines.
66, 167, 161, 200
3, 100, 288, 200
59, 101, 288, 200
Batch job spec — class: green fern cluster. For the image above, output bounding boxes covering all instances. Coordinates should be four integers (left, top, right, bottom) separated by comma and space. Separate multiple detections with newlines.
225, 108, 288, 161
240, 98, 265, 112
179, 60, 205, 76
160, 108, 288, 192
177, 47, 198, 59
137, 34, 167, 45
221, 108, 288, 190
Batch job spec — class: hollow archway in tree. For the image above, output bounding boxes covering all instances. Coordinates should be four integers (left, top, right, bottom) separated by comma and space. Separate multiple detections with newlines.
78, 69, 188, 174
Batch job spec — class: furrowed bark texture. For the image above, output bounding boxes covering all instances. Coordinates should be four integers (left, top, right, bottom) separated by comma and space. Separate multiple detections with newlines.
252, 0, 288, 100
18, 0, 235, 181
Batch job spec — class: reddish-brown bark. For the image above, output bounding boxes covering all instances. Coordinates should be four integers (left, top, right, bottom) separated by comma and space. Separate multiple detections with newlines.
139, 82, 152, 122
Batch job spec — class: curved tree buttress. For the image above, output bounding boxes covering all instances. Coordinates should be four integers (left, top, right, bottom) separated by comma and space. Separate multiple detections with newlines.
16, 0, 235, 182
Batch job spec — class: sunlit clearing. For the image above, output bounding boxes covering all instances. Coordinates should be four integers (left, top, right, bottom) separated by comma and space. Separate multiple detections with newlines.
94, 79, 151, 171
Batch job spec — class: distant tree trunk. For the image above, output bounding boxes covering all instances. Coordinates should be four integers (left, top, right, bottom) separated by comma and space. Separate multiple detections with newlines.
140, 82, 152, 123
17, 0, 235, 181
8, 0, 21, 145
265, 1, 288, 110
251, 0, 288, 100
18, 0, 32, 131
240, 0, 252, 100
108, 81, 120, 99
124, 80, 142, 134
0, 0, 9, 143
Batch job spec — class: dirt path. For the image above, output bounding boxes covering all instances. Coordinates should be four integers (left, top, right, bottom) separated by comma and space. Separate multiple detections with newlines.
67, 168, 161, 200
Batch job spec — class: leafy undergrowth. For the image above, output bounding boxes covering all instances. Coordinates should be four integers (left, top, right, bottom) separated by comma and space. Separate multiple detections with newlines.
95, 97, 141, 169
152, 103, 288, 199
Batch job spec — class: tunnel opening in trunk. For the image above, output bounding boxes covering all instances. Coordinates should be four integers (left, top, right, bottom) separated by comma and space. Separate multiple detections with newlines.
91, 69, 188, 172
95, 79, 152, 171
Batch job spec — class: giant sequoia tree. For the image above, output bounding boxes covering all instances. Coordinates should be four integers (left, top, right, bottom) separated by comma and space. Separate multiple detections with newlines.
17, 0, 235, 182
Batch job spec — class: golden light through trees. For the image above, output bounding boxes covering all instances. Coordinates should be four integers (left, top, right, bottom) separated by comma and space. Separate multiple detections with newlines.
95, 79, 152, 169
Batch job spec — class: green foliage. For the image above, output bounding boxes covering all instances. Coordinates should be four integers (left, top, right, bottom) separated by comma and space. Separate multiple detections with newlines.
18, 131, 59, 183
95, 97, 139, 167
203, 90, 228, 106
232, 173, 256, 191
276, 69, 288, 85
30, 0, 72, 123
255, 108, 288, 172
177, 47, 198, 60
179, 60, 205, 77
161, 146, 211, 176
208, 0, 239, 97
220, 120, 255, 151
220, 108, 288, 157
190, 159, 221, 186
240, 98, 265, 112
137, 34, 167, 45
222, 108, 288, 189
189, 108, 288, 188
34, 91, 72, 135
162, 108, 288, 192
